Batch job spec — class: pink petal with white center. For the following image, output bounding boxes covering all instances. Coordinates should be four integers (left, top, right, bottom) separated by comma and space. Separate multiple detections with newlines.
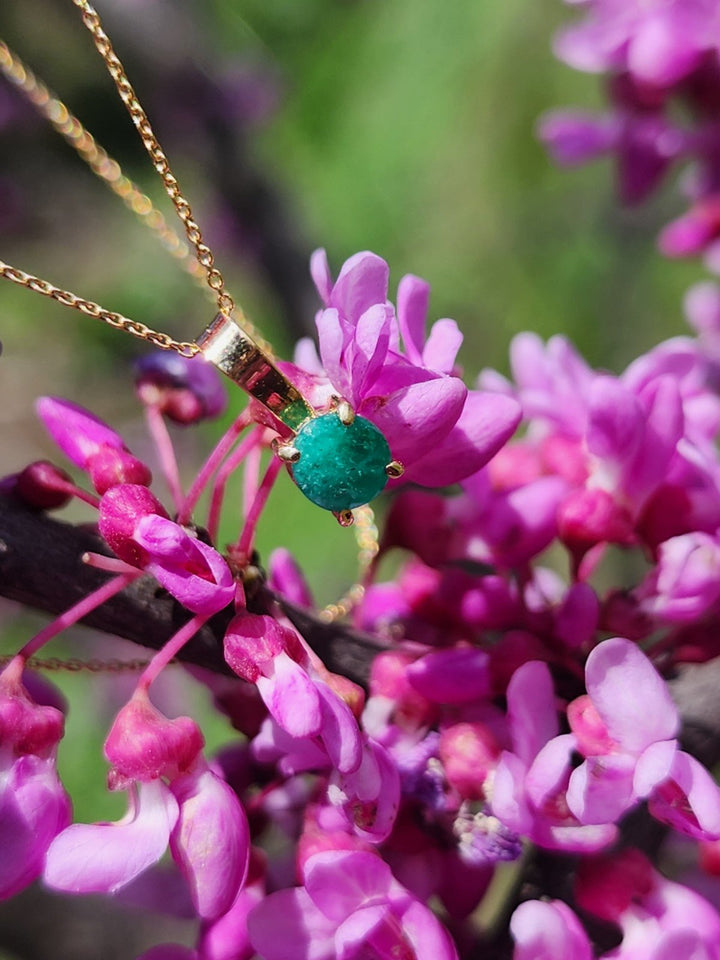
510, 899, 592, 960
0, 754, 71, 898
35, 396, 126, 468
422, 319, 463, 375
402, 390, 522, 487
247, 888, 336, 960
44, 779, 178, 894
566, 753, 637, 825
305, 850, 393, 921
362, 376, 467, 465
584, 638, 679, 753
406, 648, 490, 704
256, 653, 322, 739
400, 899, 459, 960
310, 249, 333, 305
506, 661, 558, 767
490, 752, 534, 835
330, 252, 389, 324
170, 765, 249, 919
316, 683, 363, 775
397, 274, 430, 364
646, 749, 720, 840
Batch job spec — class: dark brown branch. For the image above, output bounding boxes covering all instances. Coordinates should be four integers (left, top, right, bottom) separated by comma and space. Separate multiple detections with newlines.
0, 494, 385, 684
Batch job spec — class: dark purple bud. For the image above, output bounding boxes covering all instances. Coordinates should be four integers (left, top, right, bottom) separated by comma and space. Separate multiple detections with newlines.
134, 352, 227, 424
15, 461, 74, 510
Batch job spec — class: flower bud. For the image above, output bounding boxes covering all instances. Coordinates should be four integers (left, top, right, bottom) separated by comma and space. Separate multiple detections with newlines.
134, 353, 227, 424
98, 484, 169, 566
87, 447, 152, 495
223, 612, 290, 682
15, 461, 74, 510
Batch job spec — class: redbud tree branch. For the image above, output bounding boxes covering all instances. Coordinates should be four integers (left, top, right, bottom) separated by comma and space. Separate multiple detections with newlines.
0, 494, 385, 683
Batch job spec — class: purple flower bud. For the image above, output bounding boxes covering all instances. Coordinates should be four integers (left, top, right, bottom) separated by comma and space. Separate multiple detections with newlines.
134, 353, 227, 424
14, 461, 74, 510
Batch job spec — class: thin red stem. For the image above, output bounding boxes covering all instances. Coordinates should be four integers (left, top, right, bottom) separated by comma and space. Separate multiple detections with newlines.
19, 573, 139, 660
136, 612, 209, 691
145, 405, 184, 513
178, 409, 251, 525
236, 456, 282, 560
207, 427, 263, 544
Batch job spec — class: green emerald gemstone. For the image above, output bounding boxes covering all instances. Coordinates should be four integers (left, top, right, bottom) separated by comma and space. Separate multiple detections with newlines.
291, 412, 391, 512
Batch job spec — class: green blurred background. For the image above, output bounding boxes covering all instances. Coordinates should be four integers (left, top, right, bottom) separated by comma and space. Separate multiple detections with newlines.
0, 1, 707, 953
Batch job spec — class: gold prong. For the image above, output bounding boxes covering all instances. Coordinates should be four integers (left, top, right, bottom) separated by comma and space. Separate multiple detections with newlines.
334, 509, 355, 527
274, 443, 301, 464
336, 400, 355, 426
385, 460, 405, 479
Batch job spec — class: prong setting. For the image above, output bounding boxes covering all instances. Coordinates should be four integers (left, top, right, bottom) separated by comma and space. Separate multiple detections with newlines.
336, 400, 355, 426
273, 441, 301, 464
334, 509, 355, 527
385, 460, 405, 479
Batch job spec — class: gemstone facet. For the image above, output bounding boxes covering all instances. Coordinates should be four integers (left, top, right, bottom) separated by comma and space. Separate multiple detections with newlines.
290, 412, 391, 512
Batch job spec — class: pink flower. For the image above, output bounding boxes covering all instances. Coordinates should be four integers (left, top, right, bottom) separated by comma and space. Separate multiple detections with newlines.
98, 485, 235, 615
510, 899, 592, 960
36, 396, 152, 494
490, 660, 618, 852
0, 657, 71, 899
247, 849, 458, 960
294, 250, 521, 487
44, 693, 249, 920
566, 637, 720, 839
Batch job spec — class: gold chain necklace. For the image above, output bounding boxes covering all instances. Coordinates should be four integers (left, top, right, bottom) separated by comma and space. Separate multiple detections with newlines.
0, 0, 403, 523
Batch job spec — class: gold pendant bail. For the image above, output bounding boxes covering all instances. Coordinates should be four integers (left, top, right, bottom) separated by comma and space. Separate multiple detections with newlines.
196, 312, 315, 434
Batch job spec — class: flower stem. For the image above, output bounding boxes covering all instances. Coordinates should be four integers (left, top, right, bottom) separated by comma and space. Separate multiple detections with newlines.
145, 404, 184, 514
136, 612, 210, 691
207, 426, 263, 544
236, 456, 283, 560
178, 409, 251, 525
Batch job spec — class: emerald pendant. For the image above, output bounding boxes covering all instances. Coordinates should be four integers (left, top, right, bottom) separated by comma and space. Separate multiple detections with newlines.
290, 412, 392, 512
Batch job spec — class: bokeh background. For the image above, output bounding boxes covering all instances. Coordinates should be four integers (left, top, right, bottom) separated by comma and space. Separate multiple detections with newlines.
0, 0, 707, 956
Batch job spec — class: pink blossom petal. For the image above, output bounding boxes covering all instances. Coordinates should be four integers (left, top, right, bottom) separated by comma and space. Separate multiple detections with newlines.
402, 389, 522, 487
362, 376, 467, 465
256, 653, 322, 739
350, 304, 393, 402
490, 752, 534, 835
35, 396, 126, 468
584, 638, 678, 752
397, 274, 430, 364
634, 739, 678, 798
316, 308, 351, 398
197, 883, 264, 960
627, 14, 702, 87
170, 765, 250, 919
538, 110, 617, 165
566, 754, 637, 824
310, 249, 333, 305
305, 851, 392, 921
316, 684, 363, 775
510, 899, 593, 960
330, 740, 400, 843
251, 717, 330, 776
406, 648, 490, 704
506, 661, 558, 766
335, 903, 388, 960
400, 899, 459, 960
422, 319, 463, 375
647, 749, 720, 840
525, 734, 576, 811
331, 252, 390, 324
0, 754, 71, 898
44, 780, 178, 894
247, 888, 336, 960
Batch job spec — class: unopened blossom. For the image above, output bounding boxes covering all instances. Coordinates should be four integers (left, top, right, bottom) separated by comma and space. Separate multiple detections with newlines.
510, 898, 592, 960
247, 849, 458, 960
0, 657, 71, 899
134, 352, 227, 425
567, 637, 720, 839
293, 249, 522, 487
45, 692, 249, 919
36, 396, 152, 494
98, 484, 235, 615
635, 531, 720, 622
